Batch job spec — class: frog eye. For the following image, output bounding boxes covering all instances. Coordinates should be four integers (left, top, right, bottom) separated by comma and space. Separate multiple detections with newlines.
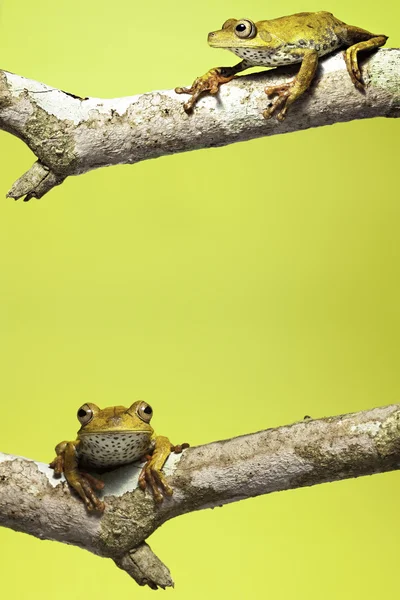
136, 401, 153, 423
234, 19, 256, 39
77, 404, 94, 426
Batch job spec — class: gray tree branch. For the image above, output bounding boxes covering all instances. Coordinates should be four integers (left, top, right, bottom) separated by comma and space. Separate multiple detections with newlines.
0, 48, 399, 201
1, 403, 399, 588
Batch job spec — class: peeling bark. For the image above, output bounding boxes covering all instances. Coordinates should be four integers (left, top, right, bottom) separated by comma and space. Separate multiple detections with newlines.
0, 48, 399, 200
1, 404, 400, 587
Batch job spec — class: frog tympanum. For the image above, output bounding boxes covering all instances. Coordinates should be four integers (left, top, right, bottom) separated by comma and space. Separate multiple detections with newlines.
175, 11, 388, 120
50, 401, 188, 512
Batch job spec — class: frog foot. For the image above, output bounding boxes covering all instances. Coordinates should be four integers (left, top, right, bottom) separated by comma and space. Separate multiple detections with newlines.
68, 471, 105, 513
343, 48, 364, 91
49, 455, 64, 476
171, 442, 190, 454
263, 82, 293, 121
175, 68, 235, 112
138, 456, 173, 504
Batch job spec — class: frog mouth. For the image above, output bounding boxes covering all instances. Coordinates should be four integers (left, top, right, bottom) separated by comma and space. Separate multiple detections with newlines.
208, 31, 260, 49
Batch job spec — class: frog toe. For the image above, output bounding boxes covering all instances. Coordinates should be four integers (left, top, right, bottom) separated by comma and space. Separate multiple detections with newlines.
153, 469, 173, 498
143, 467, 164, 503
49, 455, 64, 476
175, 78, 207, 112
175, 85, 195, 95
177, 81, 209, 111
265, 82, 291, 98
276, 108, 288, 122
344, 49, 364, 90
175, 86, 200, 112
183, 94, 201, 113
263, 106, 286, 121
87, 499, 105, 513
175, 68, 236, 112
263, 84, 291, 120
171, 442, 190, 454
82, 490, 105, 513
81, 471, 105, 491
68, 473, 105, 512
139, 462, 173, 502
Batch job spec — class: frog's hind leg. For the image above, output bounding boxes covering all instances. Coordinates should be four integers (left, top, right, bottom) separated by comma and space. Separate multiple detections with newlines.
264, 49, 318, 121
343, 30, 388, 90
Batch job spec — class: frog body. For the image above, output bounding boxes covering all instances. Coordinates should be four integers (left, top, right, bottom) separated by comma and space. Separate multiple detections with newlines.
209, 12, 345, 66
175, 11, 388, 120
50, 401, 188, 512
78, 430, 153, 469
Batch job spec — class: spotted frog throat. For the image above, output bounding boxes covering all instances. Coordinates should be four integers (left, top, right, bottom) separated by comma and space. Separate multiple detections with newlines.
50, 401, 189, 512
175, 11, 388, 121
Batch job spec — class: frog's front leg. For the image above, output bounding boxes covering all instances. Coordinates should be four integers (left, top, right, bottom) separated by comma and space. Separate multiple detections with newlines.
343, 35, 387, 91
175, 60, 250, 112
138, 435, 173, 503
50, 440, 105, 512
264, 49, 319, 121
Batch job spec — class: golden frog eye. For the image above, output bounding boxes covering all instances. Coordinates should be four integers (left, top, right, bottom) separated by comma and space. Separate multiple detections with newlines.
136, 401, 153, 423
77, 403, 94, 426
234, 19, 256, 39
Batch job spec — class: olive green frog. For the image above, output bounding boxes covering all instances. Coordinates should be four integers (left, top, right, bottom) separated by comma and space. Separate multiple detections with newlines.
50, 401, 188, 512
175, 11, 388, 120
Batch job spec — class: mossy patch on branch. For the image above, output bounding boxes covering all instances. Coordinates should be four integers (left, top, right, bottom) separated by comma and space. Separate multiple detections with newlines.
24, 104, 78, 175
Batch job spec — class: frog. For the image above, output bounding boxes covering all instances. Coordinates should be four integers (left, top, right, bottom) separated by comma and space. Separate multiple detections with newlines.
50, 400, 189, 512
175, 11, 388, 121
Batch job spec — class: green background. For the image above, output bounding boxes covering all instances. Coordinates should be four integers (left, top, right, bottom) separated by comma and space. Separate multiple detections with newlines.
0, 0, 399, 597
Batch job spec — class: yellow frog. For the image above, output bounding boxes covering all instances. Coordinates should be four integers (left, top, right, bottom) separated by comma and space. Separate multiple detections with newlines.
175, 11, 388, 120
50, 401, 188, 512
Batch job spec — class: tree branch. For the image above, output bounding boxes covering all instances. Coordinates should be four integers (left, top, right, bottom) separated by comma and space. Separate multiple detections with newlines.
1, 403, 400, 587
0, 49, 399, 200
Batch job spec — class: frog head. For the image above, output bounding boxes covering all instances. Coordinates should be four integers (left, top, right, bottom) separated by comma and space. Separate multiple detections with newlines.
76, 401, 154, 468
208, 19, 271, 49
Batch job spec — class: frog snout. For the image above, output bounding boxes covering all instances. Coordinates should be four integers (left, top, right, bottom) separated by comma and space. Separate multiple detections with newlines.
208, 32, 216, 42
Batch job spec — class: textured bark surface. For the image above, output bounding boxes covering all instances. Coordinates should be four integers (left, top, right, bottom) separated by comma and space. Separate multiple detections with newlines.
1, 404, 400, 587
0, 48, 399, 200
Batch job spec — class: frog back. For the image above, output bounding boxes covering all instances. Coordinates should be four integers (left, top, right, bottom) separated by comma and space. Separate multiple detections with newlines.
266, 11, 347, 57
263, 11, 347, 45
